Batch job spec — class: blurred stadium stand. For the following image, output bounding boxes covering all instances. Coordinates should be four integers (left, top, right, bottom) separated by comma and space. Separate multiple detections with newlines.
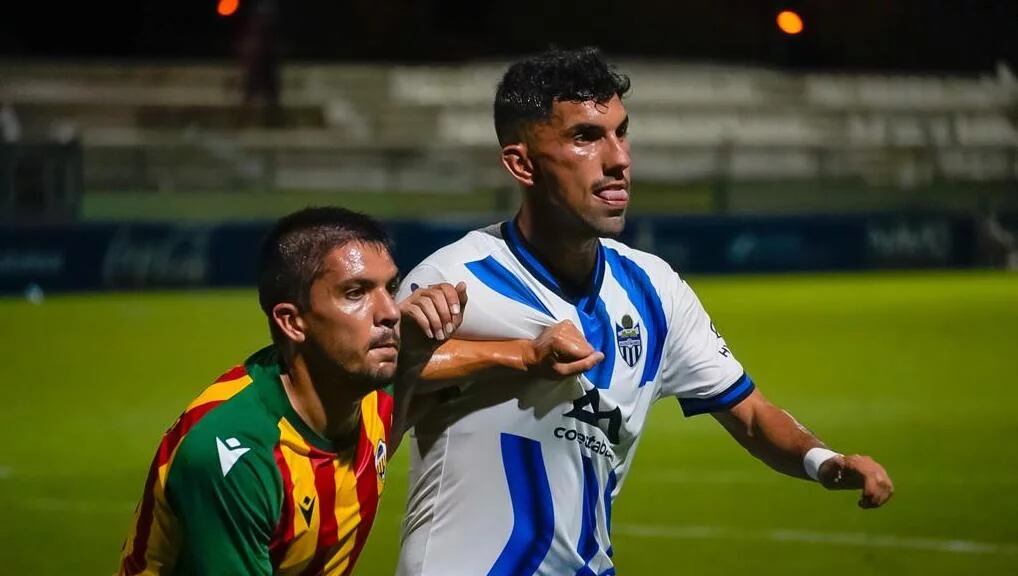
0, 59, 1015, 212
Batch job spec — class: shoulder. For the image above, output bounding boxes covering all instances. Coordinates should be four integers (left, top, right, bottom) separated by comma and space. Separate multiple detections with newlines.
601, 238, 683, 290
411, 224, 506, 275
169, 385, 283, 494
399, 224, 508, 298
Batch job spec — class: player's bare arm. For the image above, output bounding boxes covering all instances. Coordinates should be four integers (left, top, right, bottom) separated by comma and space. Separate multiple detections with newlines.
399, 282, 603, 386
713, 389, 894, 509
418, 319, 604, 382
392, 283, 603, 446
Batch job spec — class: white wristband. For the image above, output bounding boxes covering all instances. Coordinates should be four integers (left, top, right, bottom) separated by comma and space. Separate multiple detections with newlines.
803, 447, 841, 481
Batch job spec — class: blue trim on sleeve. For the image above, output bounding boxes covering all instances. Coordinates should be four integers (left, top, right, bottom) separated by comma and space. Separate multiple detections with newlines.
678, 373, 755, 417
466, 256, 553, 318
603, 248, 667, 388
488, 434, 556, 576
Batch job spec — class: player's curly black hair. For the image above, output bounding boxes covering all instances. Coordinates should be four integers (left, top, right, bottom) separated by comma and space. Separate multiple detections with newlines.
258, 207, 392, 340
494, 47, 631, 146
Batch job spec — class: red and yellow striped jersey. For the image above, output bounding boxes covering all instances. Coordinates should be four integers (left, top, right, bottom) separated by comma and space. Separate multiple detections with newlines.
118, 346, 393, 575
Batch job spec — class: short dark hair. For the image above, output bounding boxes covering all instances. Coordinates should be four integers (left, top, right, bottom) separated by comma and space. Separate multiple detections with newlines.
494, 47, 631, 146
258, 207, 392, 321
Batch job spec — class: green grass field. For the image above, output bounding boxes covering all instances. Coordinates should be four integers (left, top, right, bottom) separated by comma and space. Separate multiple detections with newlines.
2, 272, 1017, 575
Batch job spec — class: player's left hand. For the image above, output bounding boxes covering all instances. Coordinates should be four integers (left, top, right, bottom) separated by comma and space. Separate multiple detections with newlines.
400, 282, 468, 342
818, 454, 894, 509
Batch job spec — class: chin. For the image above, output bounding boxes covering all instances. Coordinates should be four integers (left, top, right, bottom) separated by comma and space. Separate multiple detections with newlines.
590, 214, 626, 238
365, 364, 397, 388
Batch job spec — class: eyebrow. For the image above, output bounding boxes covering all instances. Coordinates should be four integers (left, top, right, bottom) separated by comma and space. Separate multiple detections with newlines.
564, 115, 630, 136
565, 122, 606, 135
332, 268, 399, 290
386, 271, 401, 288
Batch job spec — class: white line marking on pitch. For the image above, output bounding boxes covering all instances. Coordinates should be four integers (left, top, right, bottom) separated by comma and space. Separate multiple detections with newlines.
614, 524, 1018, 556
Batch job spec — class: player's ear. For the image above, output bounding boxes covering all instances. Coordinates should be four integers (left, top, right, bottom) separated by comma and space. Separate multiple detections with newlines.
272, 302, 307, 344
501, 142, 534, 187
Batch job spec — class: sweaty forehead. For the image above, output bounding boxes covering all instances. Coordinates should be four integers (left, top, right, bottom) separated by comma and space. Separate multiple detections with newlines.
317, 241, 395, 283
524, 96, 626, 143
550, 95, 625, 125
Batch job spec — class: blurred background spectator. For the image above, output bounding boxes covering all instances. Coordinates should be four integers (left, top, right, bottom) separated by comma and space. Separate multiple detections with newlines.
239, 0, 282, 127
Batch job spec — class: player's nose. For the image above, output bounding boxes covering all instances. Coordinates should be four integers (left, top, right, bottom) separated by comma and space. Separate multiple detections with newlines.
603, 132, 631, 177
375, 290, 400, 329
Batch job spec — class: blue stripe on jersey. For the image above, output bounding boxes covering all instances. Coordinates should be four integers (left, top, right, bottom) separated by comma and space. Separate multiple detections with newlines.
501, 221, 562, 295
678, 372, 756, 416
575, 456, 600, 574
489, 434, 556, 576
501, 220, 618, 389
466, 256, 553, 318
603, 469, 618, 558
502, 220, 607, 306
577, 297, 616, 390
604, 248, 667, 387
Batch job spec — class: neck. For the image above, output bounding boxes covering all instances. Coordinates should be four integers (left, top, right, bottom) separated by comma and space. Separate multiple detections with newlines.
516, 201, 599, 290
281, 352, 362, 448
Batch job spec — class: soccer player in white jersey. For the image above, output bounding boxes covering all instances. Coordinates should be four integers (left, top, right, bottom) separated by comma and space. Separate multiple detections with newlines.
395, 48, 894, 576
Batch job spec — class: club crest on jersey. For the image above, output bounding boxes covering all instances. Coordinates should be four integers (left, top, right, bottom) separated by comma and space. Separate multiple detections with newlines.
616, 314, 642, 367
374, 439, 387, 482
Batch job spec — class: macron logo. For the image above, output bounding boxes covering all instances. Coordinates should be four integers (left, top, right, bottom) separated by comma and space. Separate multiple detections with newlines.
216, 437, 250, 477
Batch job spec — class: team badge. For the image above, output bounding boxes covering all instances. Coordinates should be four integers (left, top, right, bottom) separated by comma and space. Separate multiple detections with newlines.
374, 439, 387, 482
615, 314, 642, 368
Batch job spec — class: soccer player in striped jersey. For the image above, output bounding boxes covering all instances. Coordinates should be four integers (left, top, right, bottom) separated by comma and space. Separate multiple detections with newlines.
117, 207, 601, 575
395, 48, 895, 576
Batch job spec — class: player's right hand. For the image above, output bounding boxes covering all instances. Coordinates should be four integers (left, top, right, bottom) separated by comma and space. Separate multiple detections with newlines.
818, 454, 894, 509
400, 282, 468, 341
524, 320, 604, 379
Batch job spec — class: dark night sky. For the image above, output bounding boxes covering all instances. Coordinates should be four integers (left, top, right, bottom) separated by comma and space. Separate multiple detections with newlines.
2, 1, 1016, 73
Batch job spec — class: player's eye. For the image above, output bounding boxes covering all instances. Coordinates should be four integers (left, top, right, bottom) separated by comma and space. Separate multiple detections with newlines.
386, 280, 399, 296
617, 119, 630, 139
573, 128, 600, 143
345, 287, 365, 301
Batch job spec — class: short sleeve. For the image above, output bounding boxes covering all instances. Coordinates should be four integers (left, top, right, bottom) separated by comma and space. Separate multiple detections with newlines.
400, 259, 553, 340
657, 272, 754, 416
165, 431, 281, 575
397, 263, 451, 301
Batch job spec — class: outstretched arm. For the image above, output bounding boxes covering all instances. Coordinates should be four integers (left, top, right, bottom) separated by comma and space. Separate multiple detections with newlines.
713, 389, 894, 508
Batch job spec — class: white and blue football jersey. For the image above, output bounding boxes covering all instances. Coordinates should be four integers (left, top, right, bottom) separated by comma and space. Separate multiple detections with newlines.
395, 220, 751, 576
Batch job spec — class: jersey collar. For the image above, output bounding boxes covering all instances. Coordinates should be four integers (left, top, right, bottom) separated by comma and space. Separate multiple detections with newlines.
246, 346, 341, 454
501, 218, 605, 313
